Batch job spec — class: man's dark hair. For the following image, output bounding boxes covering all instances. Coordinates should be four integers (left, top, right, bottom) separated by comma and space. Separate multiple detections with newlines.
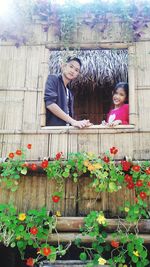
66, 57, 82, 68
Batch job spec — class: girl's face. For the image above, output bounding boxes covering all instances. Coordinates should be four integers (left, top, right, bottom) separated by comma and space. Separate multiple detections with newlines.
112, 87, 127, 108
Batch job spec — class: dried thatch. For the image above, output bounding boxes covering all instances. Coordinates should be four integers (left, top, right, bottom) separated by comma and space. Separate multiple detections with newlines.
49, 49, 128, 90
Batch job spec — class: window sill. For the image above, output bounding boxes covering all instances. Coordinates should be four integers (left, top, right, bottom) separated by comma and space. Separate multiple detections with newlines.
40, 124, 135, 134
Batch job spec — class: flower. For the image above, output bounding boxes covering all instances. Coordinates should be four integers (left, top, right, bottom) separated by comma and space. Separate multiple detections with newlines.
136, 180, 143, 187
16, 150, 22, 156
41, 160, 49, 168
56, 211, 61, 217
84, 160, 90, 167
110, 147, 118, 155
88, 164, 95, 171
145, 168, 150, 175
127, 181, 135, 189
9, 152, 14, 159
52, 195, 60, 203
121, 160, 131, 171
98, 257, 107, 265
16, 236, 22, 240
133, 250, 139, 257
111, 240, 119, 248
26, 257, 34, 266
97, 214, 106, 225
148, 181, 150, 187
103, 156, 110, 163
139, 191, 147, 200
27, 144, 32, 149
42, 247, 51, 256
55, 152, 63, 160
18, 213, 26, 221
31, 163, 37, 171
30, 226, 38, 235
124, 174, 132, 183
132, 165, 140, 172
125, 207, 129, 212
93, 163, 102, 169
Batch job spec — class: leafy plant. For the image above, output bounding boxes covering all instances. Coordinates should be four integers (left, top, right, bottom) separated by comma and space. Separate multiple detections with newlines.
0, 203, 68, 266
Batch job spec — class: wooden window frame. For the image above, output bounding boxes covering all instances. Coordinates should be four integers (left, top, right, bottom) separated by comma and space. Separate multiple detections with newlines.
41, 43, 137, 131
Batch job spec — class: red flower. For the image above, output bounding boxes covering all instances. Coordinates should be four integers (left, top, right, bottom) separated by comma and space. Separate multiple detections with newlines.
136, 180, 143, 187
9, 152, 14, 159
103, 156, 110, 163
124, 174, 132, 183
52, 195, 60, 203
26, 258, 34, 267
139, 192, 147, 200
31, 163, 37, 171
121, 160, 131, 171
132, 165, 140, 172
127, 181, 135, 189
145, 168, 150, 175
30, 226, 38, 235
147, 181, 150, 187
110, 147, 118, 155
41, 160, 49, 169
42, 247, 51, 256
16, 150, 22, 156
27, 144, 32, 149
111, 240, 119, 248
55, 152, 63, 160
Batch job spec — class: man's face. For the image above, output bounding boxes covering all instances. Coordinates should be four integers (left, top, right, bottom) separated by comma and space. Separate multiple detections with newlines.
62, 60, 81, 81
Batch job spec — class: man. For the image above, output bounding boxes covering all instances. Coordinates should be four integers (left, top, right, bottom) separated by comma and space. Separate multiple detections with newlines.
44, 57, 91, 128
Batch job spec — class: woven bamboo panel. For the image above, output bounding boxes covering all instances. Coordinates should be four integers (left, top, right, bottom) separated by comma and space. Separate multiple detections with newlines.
136, 42, 150, 87
1, 134, 21, 158
22, 91, 38, 130
0, 175, 149, 216
138, 90, 150, 131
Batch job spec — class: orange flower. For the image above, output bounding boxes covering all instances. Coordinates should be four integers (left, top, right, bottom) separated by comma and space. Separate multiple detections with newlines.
16, 150, 22, 156
110, 147, 118, 155
88, 164, 95, 171
132, 165, 140, 172
41, 160, 49, 168
31, 163, 37, 171
9, 152, 14, 159
27, 144, 32, 149
26, 258, 34, 267
42, 247, 51, 256
84, 160, 90, 167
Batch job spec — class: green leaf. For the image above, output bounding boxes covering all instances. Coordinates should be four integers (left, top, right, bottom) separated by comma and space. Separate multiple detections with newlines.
80, 252, 87, 261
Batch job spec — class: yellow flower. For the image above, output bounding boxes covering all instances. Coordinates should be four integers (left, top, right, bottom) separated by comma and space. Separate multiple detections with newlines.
18, 213, 26, 221
123, 265, 128, 267
84, 160, 90, 167
88, 164, 95, 171
133, 250, 139, 257
56, 211, 61, 217
98, 257, 107, 265
97, 214, 106, 225
16, 236, 22, 240
125, 207, 129, 212
93, 163, 102, 169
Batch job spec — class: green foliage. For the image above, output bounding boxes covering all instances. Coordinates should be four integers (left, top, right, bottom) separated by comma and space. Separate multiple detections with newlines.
78, 211, 149, 267
0, 203, 67, 265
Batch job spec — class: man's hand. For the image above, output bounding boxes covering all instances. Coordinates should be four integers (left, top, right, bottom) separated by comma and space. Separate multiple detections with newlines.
70, 119, 93, 128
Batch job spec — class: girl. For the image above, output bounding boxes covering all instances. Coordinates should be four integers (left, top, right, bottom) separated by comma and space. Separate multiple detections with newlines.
103, 82, 129, 126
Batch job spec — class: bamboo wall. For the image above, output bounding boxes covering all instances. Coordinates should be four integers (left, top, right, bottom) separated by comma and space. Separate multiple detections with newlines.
0, 174, 149, 216
0, 18, 150, 213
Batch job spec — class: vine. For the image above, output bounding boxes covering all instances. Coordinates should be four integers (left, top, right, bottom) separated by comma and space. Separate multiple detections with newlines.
0, 0, 150, 47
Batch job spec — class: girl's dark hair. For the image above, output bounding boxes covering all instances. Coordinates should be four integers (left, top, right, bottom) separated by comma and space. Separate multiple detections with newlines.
113, 82, 129, 101
66, 57, 82, 68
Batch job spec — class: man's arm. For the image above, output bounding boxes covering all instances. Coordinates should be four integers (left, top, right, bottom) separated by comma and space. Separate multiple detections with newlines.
47, 103, 91, 128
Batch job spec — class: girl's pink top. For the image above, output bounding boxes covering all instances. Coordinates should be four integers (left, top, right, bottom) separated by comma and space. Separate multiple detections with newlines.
107, 104, 129, 125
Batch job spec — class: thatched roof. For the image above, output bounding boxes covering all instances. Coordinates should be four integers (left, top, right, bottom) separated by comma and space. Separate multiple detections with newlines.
49, 50, 128, 90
